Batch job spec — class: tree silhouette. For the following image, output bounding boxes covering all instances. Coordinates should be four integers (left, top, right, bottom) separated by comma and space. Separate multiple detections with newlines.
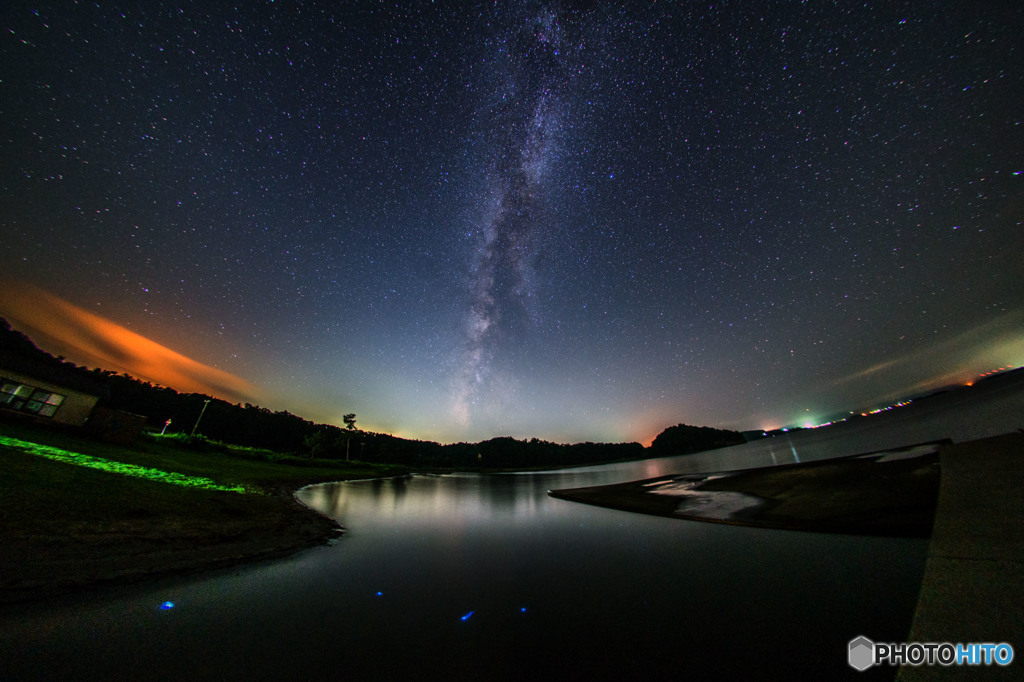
342, 413, 357, 459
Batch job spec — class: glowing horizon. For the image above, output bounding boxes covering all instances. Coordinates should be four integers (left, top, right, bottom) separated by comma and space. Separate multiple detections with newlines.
0, 279, 257, 405
2, 278, 1021, 445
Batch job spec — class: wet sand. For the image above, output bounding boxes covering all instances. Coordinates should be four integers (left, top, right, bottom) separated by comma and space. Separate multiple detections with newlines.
549, 441, 945, 537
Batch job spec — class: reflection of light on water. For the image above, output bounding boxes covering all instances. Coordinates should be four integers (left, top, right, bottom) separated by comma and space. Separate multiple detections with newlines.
642, 475, 725, 492
299, 473, 557, 530
671, 491, 765, 520
764, 436, 802, 466
301, 374, 1024, 537
639, 460, 668, 479
641, 477, 763, 520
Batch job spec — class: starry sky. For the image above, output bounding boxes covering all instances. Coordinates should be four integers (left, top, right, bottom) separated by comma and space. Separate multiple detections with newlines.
2, 1, 1023, 445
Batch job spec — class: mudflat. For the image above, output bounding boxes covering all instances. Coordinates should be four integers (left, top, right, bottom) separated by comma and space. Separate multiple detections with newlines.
550, 441, 945, 537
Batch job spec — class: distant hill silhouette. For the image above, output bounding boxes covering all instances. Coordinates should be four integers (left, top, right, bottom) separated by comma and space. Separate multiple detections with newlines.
1, 318, 749, 466
649, 423, 746, 456
0, 318, 679, 467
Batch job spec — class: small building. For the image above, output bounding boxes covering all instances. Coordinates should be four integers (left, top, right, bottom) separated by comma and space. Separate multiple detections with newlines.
85, 406, 148, 445
0, 352, 108, 427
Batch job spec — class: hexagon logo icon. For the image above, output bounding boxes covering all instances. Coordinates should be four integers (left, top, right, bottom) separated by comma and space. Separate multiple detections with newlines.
848, 636, 875, 671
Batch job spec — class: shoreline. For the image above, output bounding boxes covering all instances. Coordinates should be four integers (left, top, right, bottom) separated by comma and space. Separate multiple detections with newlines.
7, 432, 1021, 608
0, 478, 345, 606
549, 440, 946, 538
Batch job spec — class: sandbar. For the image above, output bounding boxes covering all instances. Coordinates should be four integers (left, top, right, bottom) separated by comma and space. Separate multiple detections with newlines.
549, 441, 945, 537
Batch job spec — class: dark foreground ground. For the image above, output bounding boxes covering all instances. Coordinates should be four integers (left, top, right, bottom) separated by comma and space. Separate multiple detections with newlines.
0, 449, 345, 604
0, 419, 401, 605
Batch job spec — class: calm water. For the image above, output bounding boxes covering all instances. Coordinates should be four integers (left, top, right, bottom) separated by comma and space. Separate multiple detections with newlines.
2, 375, 1022, 680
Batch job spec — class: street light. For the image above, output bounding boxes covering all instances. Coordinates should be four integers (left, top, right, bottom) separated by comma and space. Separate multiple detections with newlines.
191, 399, 211, 437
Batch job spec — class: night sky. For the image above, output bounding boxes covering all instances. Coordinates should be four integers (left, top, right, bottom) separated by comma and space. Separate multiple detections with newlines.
2, 1, 1022, 445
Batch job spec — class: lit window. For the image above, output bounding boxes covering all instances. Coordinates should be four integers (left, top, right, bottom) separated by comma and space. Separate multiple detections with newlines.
0, 378, 66, 418
1, 382, 34, 410
25, 390, 65, 417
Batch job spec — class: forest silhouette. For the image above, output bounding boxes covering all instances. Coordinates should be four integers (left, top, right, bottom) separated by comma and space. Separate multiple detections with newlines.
0, 318, 744, 468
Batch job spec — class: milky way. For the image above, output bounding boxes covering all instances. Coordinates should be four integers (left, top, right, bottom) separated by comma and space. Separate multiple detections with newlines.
452, 6, 573, 426
1, 1, 1022, 443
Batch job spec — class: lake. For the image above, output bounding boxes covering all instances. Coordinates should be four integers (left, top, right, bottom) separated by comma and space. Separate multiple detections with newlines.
2, 373, 1022, 680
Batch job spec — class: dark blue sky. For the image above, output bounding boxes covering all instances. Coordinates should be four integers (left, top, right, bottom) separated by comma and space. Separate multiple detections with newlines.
2, 1, 1022, 444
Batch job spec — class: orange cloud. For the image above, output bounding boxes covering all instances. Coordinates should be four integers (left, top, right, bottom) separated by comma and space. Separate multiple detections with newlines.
0, 279, 256, 403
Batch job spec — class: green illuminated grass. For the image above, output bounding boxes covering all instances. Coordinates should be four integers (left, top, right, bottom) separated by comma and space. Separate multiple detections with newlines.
0, 420, 411, 601
0, 435, 251, 494
0, 420, 405, 492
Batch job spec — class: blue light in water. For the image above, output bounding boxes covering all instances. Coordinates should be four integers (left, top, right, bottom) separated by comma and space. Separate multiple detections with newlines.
520, 608, 527, 613
160, 601, 175, 610
376, 591, 383, 596
461, 611, 474, 621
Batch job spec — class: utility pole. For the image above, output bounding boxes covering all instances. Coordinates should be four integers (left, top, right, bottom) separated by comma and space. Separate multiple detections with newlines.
191, 399, 211, 436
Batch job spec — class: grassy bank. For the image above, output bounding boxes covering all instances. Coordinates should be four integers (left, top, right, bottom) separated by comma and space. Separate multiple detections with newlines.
0, 419, 406, 604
